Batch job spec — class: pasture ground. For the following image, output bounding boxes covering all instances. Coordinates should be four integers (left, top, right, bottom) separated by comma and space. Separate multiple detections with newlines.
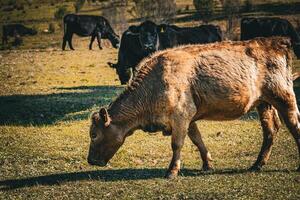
0, 39, 300, 199
1, 0, 300, 199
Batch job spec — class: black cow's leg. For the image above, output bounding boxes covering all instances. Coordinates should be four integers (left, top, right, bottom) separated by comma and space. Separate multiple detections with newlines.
188, 122, 213, 171
62, 34, 67, 50
89, 35, 96, 50
68, 33, 74, 50
96, 33, 102, 50
250, 102, 281, 171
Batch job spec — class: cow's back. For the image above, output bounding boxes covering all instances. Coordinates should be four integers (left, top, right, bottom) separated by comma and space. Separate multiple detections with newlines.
241, 17, 294, 40
135, 37, 291, 120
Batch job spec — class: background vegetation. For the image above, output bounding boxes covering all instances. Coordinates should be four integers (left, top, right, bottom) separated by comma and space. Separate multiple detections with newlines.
0, 0, 300, 199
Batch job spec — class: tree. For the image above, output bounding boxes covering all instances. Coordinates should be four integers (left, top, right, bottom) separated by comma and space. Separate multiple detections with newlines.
74, 0, 85, 13
221, 0, 240, 39
193, 0, 215, 23
129, 0, 176, 23
101, 0, 129, 34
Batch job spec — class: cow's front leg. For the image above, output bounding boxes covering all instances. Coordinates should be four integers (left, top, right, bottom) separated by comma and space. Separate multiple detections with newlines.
96, 33, 102, 50
165, 127, 187, 179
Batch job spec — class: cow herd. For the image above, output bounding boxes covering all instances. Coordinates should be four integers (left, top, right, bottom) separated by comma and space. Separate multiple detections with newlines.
2, 15, 300, 178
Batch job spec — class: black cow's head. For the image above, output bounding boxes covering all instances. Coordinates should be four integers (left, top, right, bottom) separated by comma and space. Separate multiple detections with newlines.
29, 28, 37, 35
129, 20, 164, 53
116, 66, 132, 85
293, 43, 300, 59
101, 20, 120, 49
24, 27, 37, 36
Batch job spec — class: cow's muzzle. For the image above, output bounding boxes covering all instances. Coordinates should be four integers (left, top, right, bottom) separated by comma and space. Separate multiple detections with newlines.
88, 158, 107, 167
143, 43, 155, 51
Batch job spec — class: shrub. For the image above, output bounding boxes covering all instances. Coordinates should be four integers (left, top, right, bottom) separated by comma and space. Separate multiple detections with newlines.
130, 0, 176, 23
54, 6, 68, 20
244, 0, 253, 12
8, 0, 17, 6
193, 0, 215, 23
49, 23, 55, 33
74, 0, 85, 13
26, 0, 33, 6
222, 0, 240, 40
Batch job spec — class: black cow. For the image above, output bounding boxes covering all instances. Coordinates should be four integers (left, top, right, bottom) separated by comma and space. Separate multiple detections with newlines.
159, 24, 222, 49
108, 29, 148, 84
108, 21, 222, 84
241, 17, 300, 58
2, 24, 37, 45
62, 14, 120, 50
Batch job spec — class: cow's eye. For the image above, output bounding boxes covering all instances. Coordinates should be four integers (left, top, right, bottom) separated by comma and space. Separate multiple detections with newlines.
91, 132, 97, 139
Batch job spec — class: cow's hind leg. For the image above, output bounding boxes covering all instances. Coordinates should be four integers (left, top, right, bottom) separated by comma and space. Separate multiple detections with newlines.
270, 89, 300, 171
89, 35, 96, 50
68, 33, 74, 50
96, 33, 102, 50
165, 124, 188, 179
250, 102, 281, 171
188, 122, 213, 171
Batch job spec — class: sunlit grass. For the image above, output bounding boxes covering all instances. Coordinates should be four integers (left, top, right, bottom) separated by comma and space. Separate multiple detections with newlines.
1, 0, 300, 199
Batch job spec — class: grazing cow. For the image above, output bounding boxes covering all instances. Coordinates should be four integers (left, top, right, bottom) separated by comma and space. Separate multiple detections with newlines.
2, 24, 37, 45
107, 29, 149, 84
159, 24, 222, 49
108, 21, 222, 84
88, 37, 300, 178
62, 14, 120, 50
241, 17, 300, 58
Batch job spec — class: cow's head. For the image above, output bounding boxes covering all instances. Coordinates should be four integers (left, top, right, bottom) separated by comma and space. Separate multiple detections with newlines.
87, 108, 126, 166
129, 20, 164, 53
107, 32, 120, 49
116, 67, 132, 85
28, 28, 37, 35
101, 20, 120, 49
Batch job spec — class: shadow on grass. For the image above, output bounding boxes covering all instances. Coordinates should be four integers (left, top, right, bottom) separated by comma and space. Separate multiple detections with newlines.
0, 168, 293, 191
0, 85, 124, 126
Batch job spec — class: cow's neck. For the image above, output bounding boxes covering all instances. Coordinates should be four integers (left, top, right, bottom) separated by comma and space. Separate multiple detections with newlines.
108, 85, 150, 133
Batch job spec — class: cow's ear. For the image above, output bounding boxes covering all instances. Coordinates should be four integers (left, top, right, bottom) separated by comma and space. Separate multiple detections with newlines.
99, 108, 111, 127
128, 25, 140, 34
91, 112, 100, 126
157, 24, 167, 33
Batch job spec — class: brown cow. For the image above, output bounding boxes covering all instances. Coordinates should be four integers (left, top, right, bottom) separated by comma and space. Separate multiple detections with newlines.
88, 37, 300, 178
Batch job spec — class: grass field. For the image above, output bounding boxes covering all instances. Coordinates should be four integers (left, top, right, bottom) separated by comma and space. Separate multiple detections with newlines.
1, 0, 300, 199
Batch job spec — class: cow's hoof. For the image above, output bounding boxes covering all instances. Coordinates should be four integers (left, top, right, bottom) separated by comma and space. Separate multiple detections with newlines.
99, 47, 103, 50
248, 165, 262, 172
165, 171, 178, 179
202, 163, 214, 171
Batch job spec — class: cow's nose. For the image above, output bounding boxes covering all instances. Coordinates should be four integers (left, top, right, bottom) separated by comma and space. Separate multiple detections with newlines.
144, 44, 154, 50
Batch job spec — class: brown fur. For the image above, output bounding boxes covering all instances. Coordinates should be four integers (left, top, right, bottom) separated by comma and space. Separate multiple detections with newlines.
88, 37, 300, 178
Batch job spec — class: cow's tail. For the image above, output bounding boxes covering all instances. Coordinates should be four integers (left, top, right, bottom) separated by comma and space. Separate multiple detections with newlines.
293, 71, 300, 81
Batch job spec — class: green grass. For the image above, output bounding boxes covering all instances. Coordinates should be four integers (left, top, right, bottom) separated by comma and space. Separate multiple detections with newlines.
0, 43, 300, 200
1, 0, 300, 199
